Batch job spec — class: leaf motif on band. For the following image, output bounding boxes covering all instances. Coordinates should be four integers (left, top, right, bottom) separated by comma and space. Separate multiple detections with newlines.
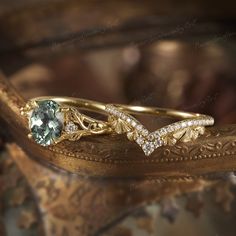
174, 127, 205, 143
105, 104, 214, 156
108, 116, 132, 134
163, 136, 177, 146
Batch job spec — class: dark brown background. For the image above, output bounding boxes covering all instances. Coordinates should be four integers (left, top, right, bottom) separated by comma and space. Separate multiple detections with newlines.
0, 1, 236, 236
0, 0, 235, 125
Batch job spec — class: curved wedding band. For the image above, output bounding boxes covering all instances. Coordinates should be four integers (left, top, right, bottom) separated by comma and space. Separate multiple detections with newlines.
21, 96, 214, 156
105, 104, 214, 156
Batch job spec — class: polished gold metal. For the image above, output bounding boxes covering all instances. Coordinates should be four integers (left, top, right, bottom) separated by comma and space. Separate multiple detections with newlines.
21, 96, 112, 146
21, 96, 214, 156
105, 104, 214, 156
1, 73, 235, 178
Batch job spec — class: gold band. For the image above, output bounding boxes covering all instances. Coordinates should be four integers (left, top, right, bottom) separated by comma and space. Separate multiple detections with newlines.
115, 104, 201, 119
29, 96, 107, 113
105, 104, 214, 156
21, 96, 214, 156
25, 96, 205, 119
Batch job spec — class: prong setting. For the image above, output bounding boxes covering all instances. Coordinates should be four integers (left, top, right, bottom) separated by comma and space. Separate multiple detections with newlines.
22, 98, 112, 147
105, 104, 214, 156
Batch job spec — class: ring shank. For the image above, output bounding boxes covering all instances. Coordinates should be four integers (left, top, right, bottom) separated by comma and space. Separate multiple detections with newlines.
30, 96, 106, 113
117, 105, 200, 119
31, 96, 203, 119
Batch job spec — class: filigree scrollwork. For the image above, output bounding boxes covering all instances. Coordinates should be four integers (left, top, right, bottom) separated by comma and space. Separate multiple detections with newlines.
58, 107, 113, 143
21, 100, 112, 146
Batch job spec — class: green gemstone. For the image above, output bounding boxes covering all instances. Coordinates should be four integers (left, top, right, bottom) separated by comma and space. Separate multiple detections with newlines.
30, 100, 63, 146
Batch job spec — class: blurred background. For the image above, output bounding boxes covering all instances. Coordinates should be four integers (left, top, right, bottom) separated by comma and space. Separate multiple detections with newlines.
0, 0, 236, 235
0, 0, 236, 123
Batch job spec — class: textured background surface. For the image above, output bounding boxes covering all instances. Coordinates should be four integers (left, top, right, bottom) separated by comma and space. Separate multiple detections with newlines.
0, 0, 236, 235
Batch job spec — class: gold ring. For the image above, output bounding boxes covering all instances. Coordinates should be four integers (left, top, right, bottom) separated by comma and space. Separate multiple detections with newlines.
21, 96, 112, 146
105, 104, 214, 156
21, 96, 214, 157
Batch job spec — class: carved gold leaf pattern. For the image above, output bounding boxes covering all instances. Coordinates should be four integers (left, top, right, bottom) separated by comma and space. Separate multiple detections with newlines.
108, 116, 132, 134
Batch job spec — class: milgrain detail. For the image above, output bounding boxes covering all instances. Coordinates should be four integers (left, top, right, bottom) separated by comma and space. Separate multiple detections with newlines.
47, 139, 236, 164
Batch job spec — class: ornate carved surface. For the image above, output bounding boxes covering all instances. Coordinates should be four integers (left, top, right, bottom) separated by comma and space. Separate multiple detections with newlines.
2, 144, 204, 235
0, 58, 236, 235
1, 144, 235, 236
0, 73, 236, 177
0, 3, 236, 234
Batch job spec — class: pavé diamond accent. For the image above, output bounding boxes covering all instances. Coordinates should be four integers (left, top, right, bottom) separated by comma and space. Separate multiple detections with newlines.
65, 121, 78, 134
136, 136, 144, 145
105, 105, 214, 156
142, 142, 155, 156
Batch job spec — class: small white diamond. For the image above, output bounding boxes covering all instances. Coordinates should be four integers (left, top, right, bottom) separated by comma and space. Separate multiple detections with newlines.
121, 113, 126, 120
154, 131, 160, 138
198, 120, 203, 126
141, 129, 149, 136
65, 122, 78, 133
136, 136, 144, 145
164, 127, 169, 133
161, 128, 168, 135
159, 129, 164, 136
126, 117, 131, 123
108, 106, 113, 111
165, 127, 170, 132
136, 125, 143, 131
154, 139, 163, 148
159, 139, 163, 146
142, 142, 155, 156
187, 120, 193, 126
131, 120, 137, 127
174, 123, 180, 130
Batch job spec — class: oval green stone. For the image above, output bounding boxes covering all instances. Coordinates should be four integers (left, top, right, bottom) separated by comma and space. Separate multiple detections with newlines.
30, 100, 63, 146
